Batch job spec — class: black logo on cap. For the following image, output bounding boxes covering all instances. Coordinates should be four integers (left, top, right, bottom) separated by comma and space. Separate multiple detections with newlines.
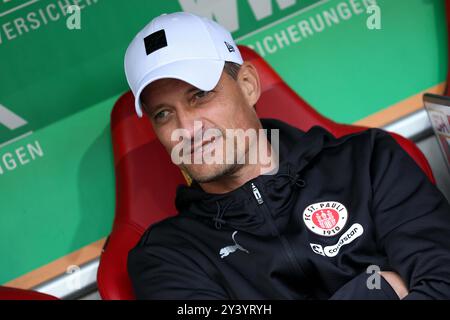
144, 29, 168, 55
224, 41, 235, 53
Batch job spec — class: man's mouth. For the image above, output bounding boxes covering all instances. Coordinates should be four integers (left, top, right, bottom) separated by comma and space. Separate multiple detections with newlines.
190, 136, 220, 155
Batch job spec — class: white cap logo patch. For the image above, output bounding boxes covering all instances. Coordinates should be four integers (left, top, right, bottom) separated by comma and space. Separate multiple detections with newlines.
303, 201, 348, 237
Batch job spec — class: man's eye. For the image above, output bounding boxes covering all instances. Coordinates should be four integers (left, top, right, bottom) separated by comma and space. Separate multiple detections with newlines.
194, 90, 212, 99
154, 110, 170, 121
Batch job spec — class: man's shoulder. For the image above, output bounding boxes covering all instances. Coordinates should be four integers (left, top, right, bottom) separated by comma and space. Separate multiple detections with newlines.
263, 118, 395, 153
131, 214, 194, 250
307, 126, 413, 175
337, 127, 414, 160
309, 125, 395, 152
126, 215, 203, 285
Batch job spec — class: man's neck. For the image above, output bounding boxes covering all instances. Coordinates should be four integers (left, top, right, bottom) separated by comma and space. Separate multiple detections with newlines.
198, 165, 261, 194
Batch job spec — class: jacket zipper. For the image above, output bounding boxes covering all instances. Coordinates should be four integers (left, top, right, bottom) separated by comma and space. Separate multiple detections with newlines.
250, 182, 309, 280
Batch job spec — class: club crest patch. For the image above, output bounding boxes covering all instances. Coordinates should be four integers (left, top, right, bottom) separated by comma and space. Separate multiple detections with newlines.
302, 201, 348, 237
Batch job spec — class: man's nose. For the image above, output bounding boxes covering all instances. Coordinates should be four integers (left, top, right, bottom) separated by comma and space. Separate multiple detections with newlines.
176, 106, 204, 141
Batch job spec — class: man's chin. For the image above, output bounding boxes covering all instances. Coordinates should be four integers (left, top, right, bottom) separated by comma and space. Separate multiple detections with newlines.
183, 163, 242, 184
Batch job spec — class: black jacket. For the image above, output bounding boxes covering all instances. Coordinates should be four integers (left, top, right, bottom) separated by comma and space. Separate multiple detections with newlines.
128, 118, 450, 299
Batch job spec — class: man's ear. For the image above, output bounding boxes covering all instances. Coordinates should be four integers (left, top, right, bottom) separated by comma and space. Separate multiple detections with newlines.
237, 62, 261, 109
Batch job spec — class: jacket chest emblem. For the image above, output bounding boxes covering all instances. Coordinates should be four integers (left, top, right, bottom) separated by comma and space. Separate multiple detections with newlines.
219, 231, 250, 259
302, 201, 348, 237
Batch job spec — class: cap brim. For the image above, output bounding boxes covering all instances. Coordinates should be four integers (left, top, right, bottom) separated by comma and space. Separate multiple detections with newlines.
134, 59, 225, 117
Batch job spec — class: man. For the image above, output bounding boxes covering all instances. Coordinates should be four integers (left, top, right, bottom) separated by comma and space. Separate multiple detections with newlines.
124, 12, 450, 299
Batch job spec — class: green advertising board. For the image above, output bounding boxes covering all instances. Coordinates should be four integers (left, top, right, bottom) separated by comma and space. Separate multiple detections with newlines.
0, 0, 447, 284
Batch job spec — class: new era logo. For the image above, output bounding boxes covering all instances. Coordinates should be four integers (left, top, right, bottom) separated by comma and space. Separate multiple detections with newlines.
224, 41, 235, 53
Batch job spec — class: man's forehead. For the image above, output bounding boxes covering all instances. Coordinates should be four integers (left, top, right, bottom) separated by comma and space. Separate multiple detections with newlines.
141, 71, 228, 111
141, 79, 201, 112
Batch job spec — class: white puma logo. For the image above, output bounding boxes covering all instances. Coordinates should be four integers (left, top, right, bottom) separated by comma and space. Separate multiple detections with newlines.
219, 231, 249, 259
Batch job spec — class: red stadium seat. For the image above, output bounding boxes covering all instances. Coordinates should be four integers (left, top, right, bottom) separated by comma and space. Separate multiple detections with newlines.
0, 286, 58, 300
97, 45, 436, 300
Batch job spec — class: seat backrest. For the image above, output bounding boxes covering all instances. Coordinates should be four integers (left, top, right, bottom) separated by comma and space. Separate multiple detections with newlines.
97, 45, 436, 300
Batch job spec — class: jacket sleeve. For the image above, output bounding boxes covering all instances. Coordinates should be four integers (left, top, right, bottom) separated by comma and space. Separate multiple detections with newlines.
128, 228, 229, 300
370, 129, 450, 299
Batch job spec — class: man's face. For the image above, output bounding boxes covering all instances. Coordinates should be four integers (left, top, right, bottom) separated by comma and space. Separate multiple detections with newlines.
140, 63, 261, 183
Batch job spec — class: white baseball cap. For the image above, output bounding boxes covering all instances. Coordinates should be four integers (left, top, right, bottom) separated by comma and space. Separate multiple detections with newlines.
124, 12, 244, 118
